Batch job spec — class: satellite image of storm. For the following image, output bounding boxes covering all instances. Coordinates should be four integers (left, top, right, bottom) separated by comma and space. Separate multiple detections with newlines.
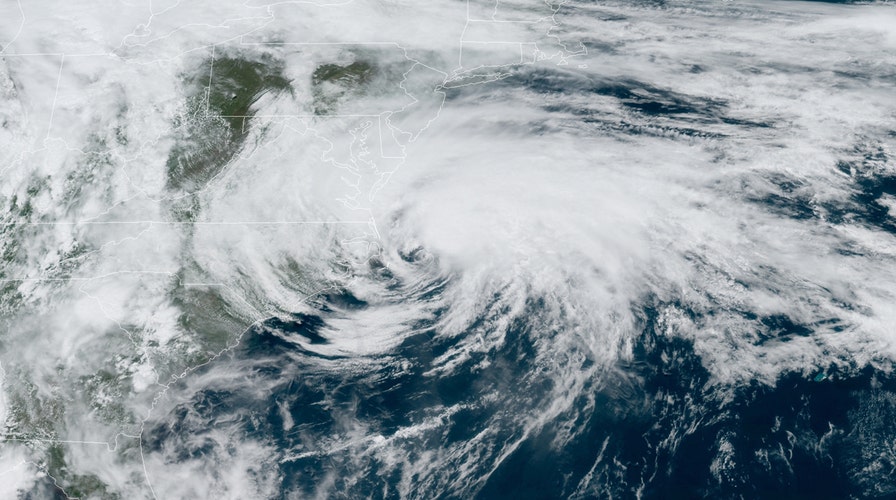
2, 0, 896, 499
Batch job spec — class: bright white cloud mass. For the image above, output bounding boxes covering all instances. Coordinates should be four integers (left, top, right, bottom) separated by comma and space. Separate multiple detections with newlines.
1, 0, 896, 498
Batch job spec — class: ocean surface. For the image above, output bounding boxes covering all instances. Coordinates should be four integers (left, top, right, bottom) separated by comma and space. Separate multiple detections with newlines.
1, 0, 896, 498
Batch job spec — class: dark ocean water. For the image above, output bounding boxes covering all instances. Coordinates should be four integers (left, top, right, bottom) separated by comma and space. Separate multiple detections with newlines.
142, 294, 896, 499
129, 58, 896, 498
5, 1, 896, 497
